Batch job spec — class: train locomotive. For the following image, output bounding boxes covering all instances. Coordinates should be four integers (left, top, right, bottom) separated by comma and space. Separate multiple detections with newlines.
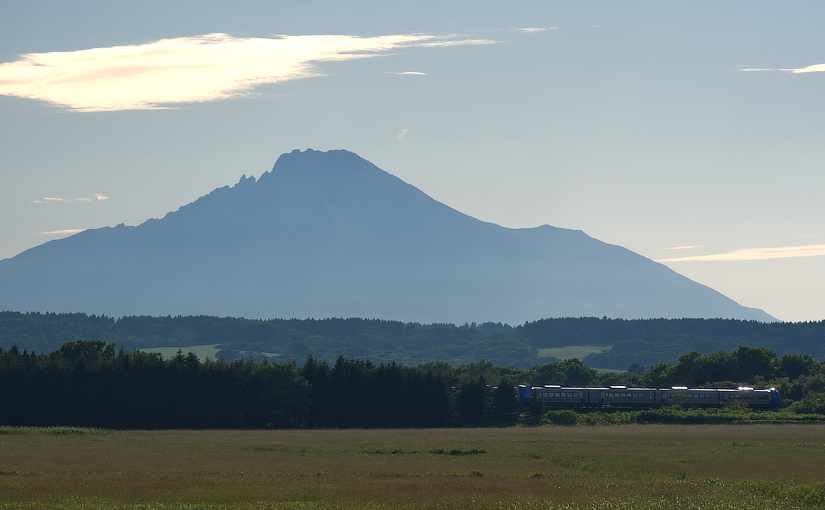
517, 385, 780, 409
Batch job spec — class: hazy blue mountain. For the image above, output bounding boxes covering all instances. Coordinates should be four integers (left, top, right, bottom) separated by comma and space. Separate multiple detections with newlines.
0, 149, 773, 323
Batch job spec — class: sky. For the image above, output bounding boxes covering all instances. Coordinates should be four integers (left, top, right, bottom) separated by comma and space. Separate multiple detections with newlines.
1, 0, 824, 321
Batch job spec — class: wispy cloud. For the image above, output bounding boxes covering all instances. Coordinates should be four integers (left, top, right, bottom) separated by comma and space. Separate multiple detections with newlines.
41, 228, 85, 236
659, 244, 825, 263
387, 71, 428, 76
33, 197, 66, 204
738, 64, 825, 74
0, 33, 494, 112
668, 245, 699, 251
417, 38, 496, 48
33, 193, 111, 204
516, 26, 559, 33
738, 67, 794, 73
396, 128, 409, 142
790, 63, 825, 74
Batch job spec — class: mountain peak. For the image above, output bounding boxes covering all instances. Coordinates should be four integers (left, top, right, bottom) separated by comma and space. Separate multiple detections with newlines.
267, 148, 373, 176
0, 149, 774, 323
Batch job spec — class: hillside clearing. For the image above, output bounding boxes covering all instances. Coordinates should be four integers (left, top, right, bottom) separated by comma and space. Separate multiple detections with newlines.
537, 344, 612, 360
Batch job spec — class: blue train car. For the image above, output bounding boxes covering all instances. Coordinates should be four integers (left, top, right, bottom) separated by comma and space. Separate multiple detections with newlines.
517, 385, 780, 409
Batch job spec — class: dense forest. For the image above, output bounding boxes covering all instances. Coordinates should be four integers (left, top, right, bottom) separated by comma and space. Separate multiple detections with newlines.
2, 312, 825, 368
2, 341, 824, 428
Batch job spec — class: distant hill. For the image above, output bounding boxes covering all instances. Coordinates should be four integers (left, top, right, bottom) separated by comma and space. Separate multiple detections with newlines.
3, 312, 822, 369
0, 148, 772, 322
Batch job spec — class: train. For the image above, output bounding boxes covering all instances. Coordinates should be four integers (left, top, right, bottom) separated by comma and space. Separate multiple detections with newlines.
517, 385, 781, 409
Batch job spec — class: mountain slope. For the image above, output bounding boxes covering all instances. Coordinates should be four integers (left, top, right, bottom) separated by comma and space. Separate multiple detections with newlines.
0, 149, 773, 323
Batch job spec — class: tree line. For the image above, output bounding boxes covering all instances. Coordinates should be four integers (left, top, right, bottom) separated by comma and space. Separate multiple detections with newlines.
2, 311, 825, 369
2, 341, 824, 429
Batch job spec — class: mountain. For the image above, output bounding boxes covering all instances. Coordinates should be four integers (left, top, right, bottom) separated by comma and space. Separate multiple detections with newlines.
0, 149, 773, 323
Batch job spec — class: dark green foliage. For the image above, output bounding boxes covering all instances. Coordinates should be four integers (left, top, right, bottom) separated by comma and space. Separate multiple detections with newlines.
635, 408, 741, 425
524, 394, 544, 425
639, 347, 789, 388
0, 342, 454, 429
544, 410, 578, 426
779, 353, 818, 379
523, 317, 825, 369
532, 359, 597, 385
456, 378, 487, 426
490, 381, 520, 425
789, 393, 825, 414
2, 339, 824, 429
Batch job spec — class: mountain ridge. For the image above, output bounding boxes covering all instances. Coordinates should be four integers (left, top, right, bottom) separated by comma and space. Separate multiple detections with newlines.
0, 148, 774, 323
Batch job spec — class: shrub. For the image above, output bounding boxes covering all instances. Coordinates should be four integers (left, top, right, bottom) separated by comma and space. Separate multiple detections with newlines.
544, 410, 578, 426
636, 407, 739, 425
577, 411, 635, 425
430, 448, 486, 456
789, 393, 825, 414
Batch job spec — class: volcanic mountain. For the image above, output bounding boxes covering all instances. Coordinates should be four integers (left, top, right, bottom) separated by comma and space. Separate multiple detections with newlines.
0, 149, 772, 323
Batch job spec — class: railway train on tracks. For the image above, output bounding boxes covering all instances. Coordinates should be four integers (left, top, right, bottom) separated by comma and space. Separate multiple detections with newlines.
517, 385, 780, 409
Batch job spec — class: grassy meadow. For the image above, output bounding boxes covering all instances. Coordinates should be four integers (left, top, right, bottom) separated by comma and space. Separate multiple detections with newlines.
536, 345, 612, 361
1, 425, 825, 509
139, 344, 221, 362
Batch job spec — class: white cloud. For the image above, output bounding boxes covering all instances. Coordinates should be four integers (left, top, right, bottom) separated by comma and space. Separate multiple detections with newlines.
0, 33, 494, 112
33, 194, 111, 204
417, 38, 496, 48
41, 228, 85, 236
516, 27, 559, 33
388, 71, 428, 76
396, 128, 409, 142
738, 64, 824, 74
659, 244, 825, 263
738, 67, 793, 73
668, 245, 699, 251
790, 63, 825, 75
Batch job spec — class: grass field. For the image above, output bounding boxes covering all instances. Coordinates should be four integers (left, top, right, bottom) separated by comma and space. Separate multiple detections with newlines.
139, 344, 221, 362
536, 345, 612, 360
2, 425, 825, 509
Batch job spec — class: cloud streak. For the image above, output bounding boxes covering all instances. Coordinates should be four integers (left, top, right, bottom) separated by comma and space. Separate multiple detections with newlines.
34, 193, 110, 204
388, 71, 428, 76
738, 64, 825, 74
659, 244, 825, 263
0, 33, 494, 112
790, 63, 825, 74
668, 245, 699, 251
416, 38, 495, 48
516, 26, 559, 33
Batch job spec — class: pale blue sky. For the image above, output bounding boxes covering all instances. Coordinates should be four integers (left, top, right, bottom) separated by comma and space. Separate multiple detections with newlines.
1, 1, 824, 320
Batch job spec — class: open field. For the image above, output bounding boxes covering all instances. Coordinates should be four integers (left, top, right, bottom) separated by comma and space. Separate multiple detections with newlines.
536, 345, 612, 360
2, 426, 825, 509
139, 344, 221, 362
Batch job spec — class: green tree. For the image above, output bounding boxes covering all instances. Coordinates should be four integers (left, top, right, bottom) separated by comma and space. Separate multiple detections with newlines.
779, 354, 817, 379
490, 381, 519, 425
456, 377, 487, 426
